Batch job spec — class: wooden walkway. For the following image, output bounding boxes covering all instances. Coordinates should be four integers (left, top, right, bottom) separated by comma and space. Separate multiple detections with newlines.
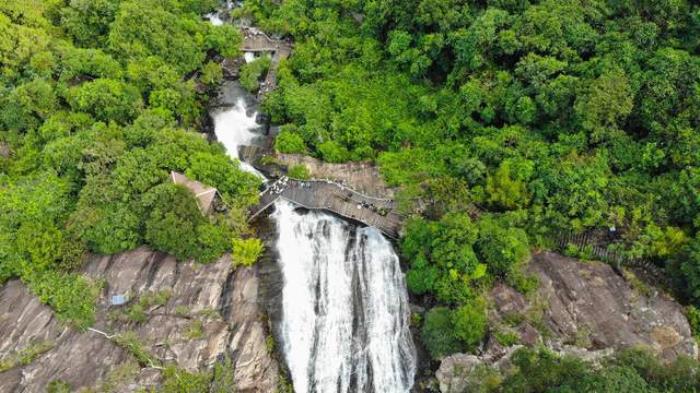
249, 177, 404, 239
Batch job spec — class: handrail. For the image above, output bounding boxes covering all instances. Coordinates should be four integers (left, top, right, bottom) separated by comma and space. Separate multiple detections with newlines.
259, 176, 394, 202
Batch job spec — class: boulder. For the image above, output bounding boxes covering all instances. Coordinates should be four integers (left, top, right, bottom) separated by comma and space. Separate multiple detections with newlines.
435, 353, 481, 393
0, 247, 278, 392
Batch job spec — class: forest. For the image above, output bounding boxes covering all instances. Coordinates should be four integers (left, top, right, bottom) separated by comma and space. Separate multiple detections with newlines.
239, 0, 700, 387
1, 0, 700, 391
0, 0, 260, 328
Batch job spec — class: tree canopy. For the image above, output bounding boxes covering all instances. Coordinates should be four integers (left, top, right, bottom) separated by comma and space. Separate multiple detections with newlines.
241, 0, 700, 360
0, 0, 258, 327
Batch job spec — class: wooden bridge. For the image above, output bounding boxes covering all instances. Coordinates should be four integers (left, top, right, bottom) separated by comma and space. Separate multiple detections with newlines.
249, 177, 404, 239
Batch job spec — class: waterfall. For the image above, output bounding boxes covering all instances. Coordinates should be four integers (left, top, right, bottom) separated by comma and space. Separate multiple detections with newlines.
210, 82, 265, 178
272, 201, 416, 393
205, 13, 416, 390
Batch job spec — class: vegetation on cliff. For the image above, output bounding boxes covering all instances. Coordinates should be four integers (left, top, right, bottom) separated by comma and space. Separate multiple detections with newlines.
0, 0, 259, 327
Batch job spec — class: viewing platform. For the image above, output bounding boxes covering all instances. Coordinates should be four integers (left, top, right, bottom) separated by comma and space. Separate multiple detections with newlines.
249, 177, 404, 239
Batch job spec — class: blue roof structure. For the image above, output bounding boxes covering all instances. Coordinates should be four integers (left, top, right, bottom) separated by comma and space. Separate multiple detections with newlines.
111, 294, 128, 306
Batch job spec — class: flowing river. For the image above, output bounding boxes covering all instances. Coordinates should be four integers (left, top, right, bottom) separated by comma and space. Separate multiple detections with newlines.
210, 48, 416, 393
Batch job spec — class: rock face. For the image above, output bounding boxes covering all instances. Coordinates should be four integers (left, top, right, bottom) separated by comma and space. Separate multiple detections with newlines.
437, 251, 698, 393
525, 252, 697, 360
435, 353, 484, 393
0, 247, 278, 392
275, 153, 395, 197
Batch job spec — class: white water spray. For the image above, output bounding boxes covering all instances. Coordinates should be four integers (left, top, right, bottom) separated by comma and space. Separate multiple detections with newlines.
273, 201, 416, 393
211, 93, 265, 177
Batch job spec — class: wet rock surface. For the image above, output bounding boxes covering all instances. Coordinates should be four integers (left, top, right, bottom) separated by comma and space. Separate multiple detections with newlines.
437, 251, 698, 392
0, 247, 278, 392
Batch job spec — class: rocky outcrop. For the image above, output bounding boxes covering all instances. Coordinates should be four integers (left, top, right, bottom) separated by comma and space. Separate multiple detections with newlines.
523, 252, 696, 360
274, 154, 394, 197
436, 251, 698, 392
435, 353, 484, 393
0, 247, 278, 392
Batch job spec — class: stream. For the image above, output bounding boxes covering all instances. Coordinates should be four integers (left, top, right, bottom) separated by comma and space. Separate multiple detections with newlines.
209, 31, 416, 393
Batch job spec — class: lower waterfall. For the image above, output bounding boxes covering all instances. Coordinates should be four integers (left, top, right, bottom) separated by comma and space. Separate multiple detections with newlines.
272, 201, 416, 393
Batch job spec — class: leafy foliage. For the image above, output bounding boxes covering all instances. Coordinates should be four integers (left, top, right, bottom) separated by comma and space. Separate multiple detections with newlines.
232, 238, 264, 267
242, 0, 700, 367
0, 1, 257, 328
240, 55, 271, 92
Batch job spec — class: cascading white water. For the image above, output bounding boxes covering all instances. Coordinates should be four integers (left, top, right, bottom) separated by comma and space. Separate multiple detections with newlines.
273, 201, 416, 393
210, 85, 265, 177
206, 13, 416, 391
244, 51, 256, 63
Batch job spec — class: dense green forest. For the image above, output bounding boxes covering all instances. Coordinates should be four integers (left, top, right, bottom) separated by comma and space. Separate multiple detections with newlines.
0, 0, 259, 327
240, 0, 700, 366
2, 0, 700, 390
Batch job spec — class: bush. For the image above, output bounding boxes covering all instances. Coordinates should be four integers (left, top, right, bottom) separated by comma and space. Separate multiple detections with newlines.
143, 184, 203, 261
26, 271, 99, 330
421, 307, 461, 359
232, 238, 264, 266
195, 223, 231, 263
687, 305, 700, 338
239, 56, 271, 92
275, 128, 307, 154
287, 164, 310, 180
161, 366, 211, 393
318, 140, 350, 163
476, 217, 530, 277
452, 298, 488, 350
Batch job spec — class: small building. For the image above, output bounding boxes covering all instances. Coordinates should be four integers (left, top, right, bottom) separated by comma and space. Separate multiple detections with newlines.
170, 171, 219, 215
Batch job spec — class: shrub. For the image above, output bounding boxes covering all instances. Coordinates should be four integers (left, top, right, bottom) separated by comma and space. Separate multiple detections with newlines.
113, 332, 156, 368
452, 297, 488, 350
211, 355, 236, 393
318, 140, 350, 163
495, 330, 520, 346
239, 56, 271, 92
232, 238, 264, 266
195, 223, 231, 263
421, 307, 461, 359
0, 340, 55, 372
47, 380, 72, 393
288, 164, 310, 180
275, 128, 307, 154
161, 366, 211, 393
687, 305, 700, 339
26, 271, 99, 329
476, 217, 530, 278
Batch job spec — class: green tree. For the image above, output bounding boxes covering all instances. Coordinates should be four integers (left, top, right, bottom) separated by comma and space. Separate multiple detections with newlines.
66, 79, 142, 124
452, 297, 488, 350
143, 184, 204, 261
421, 307, 461, 359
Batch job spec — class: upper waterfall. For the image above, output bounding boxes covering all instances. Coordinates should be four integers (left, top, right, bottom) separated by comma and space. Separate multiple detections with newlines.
211, 82, 265, 177
272, 201, 416, 393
